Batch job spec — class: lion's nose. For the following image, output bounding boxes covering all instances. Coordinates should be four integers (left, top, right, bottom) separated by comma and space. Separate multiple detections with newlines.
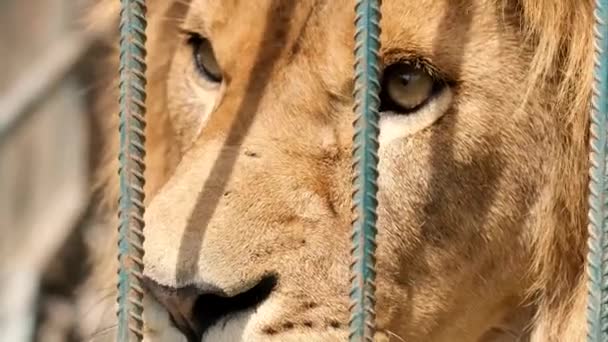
142, 275, 277, 342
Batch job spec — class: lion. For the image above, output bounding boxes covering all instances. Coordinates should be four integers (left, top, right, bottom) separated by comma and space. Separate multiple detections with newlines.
76, 0, 594, 341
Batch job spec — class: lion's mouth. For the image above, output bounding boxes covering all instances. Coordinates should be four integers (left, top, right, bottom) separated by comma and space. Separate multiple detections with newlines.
144, 275, 277, 342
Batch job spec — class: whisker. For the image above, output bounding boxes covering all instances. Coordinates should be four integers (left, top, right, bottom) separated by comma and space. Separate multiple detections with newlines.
171, 0, 192, 8
87, 324, 117, 342
380, 328, 407, 342
158, 16, 187, 24
82, 291, 115, 317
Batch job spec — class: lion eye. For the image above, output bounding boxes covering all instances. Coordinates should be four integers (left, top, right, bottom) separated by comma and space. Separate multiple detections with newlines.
380, 63, 440, 113
188, 34, 222, 83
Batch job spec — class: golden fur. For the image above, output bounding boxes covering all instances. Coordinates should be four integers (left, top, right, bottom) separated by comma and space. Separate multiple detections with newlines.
79, 0, 594, 341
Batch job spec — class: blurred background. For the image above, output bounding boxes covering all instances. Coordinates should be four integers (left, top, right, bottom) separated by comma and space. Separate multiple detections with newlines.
1, 1, 109, 341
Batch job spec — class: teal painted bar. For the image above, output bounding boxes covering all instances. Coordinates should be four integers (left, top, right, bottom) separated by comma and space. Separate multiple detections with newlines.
587, 0, 608, 341
349, 0, 382, 341
117, 0, 148, 341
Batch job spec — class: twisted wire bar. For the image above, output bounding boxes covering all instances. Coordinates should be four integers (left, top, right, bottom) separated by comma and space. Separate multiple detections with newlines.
349, 0, 382, 341
587, 0, 608, 341
116, 0, 148, 341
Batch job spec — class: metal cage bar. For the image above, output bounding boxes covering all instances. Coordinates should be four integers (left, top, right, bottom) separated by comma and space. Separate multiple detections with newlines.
116, 0, 148, 341
587, 0, 608, 341
349, 0, 382, 341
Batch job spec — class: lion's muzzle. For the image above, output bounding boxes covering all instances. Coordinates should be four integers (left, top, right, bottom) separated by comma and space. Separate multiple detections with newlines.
142, 275, 277, 341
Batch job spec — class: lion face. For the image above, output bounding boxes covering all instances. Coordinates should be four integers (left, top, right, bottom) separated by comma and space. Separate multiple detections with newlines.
135, 0, 549, 341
